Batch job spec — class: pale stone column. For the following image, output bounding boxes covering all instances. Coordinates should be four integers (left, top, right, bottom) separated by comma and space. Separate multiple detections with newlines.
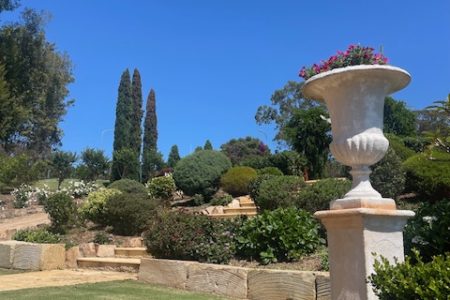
315, 208, 414, 300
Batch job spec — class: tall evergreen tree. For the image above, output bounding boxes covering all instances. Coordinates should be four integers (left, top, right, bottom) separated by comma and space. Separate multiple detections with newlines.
142, 89, 159, 181
111, 69, 133, 180
130, 69, 143, 155
204, 140, 213, 150
167, 145, 181, 168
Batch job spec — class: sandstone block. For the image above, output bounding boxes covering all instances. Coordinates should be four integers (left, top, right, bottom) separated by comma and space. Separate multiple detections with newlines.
12, 243, 65, 270
139, 258, 192, 289
96, 245, 116, 257
65, 246, 80, 268
186, 263, 248, 299
124, 237, 143, 248
39, 244, 65, 270
248, 269, 316, 300
316, 272, 331, 300
79, 242, 96, 257
0, 241, 28, 268
227, 199, 240, 208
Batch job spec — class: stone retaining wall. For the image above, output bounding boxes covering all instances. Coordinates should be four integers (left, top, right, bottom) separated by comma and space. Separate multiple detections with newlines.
139, 258, 330, 300
0, 206, 44, 220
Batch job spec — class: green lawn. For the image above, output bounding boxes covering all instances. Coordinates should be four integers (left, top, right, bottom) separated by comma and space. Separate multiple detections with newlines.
0, 280, 229, 300
0, 268, 27, 276
33, 178, 109, 192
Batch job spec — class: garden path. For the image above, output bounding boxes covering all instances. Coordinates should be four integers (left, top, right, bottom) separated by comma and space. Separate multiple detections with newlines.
0, 212, 50, 240
0, 269, 137, 292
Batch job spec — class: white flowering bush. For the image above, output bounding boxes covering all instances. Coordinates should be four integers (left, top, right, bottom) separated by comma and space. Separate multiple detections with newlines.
12, 184, 35, 208
62, 180, 101, 198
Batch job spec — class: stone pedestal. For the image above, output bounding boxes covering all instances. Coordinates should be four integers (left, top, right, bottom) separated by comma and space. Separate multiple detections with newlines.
315, 208, 414, 300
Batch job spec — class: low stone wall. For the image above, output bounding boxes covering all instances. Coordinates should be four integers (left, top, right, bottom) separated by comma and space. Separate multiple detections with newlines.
138, 258, 330, 300
0, 240, 65, 270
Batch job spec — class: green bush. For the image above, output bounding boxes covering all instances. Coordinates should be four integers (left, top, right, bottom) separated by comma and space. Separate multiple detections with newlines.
369, 251, 450, 300
146, 175, 176, 202
403, 150, 450, 200
257, 167, 283, 176
210, 194, 233, 206
220, 166, 257, 197
144, 210, 239, 264
11, 184, 33, 208
104, 192, 159, 236
236, 207, 324, 264
248, 175, 274, 201
296, 178, 351, 213
79, 188, 122, 226
254, 175, 305, 210
370, 147, 405, 199
93, 231, 112, 244
268, 151, 308, 176
108, 179, 148, 195
13, 227, 61, 244
385, 134, 416, 161
239, 155, 272, 170
173, 150, 232, 199
44, 192, 77, 233
403, 199, 450, 262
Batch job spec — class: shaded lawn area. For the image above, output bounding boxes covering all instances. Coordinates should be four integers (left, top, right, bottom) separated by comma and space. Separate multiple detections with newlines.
0, 280, 229, 300
0, 268, 27, 276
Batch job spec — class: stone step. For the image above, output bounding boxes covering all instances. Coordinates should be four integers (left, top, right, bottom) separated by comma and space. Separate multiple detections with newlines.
115, 247, 148, 257
209, 211, 257, 219
223, 207, 257, 214
240, 202, 256, 208
77, 257, 141, 271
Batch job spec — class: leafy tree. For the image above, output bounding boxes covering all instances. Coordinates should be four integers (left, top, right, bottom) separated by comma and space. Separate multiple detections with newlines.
0, 9, 74, 156
80, 148, 109, 181
50, 151, 77, 189
111, 148, 139, 181
383, 97, 416, 137
0, 64, 16, 143
427, 93, 450, 117
130, 69, 143, 155
0, 0, 19, 13
111, 69, 133, 180
284, 106, 331, 179
142, 89, 159, 181
194, 146, 203, 152
167, 145, 180, 168
204, 140, 213, 150
370, 147, 405, 199
142, 148, 165, 182
220, 136, 270, 165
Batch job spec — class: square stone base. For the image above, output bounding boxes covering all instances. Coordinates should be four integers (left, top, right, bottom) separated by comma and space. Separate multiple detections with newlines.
315, 208, 414, 300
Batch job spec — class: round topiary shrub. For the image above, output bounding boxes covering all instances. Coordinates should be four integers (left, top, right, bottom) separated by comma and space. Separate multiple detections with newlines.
173, 150, 232, 199
220, 166, 257, 197
44, 192, 77, 233
296, 178, 351, 213
254, 175, 305, 210
108, 179, 147, 195
146, 175, 176, 203
79, 188, 122, 226
403, 150, 450, 200
257, 167, 283, 176
104, 193, 159, 236
236, 207, 324, 264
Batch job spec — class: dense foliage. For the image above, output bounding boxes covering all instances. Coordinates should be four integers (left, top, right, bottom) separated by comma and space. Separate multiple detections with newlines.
253, 175, 305, 210
403, 151, 450, 200
220, 137, 269, 165
220, 166, 257, 196
173, 150, 231, 198
296, 178, 351, 213
257, 167, 283, 176
142, 89, 160, 182
130, 69, 143, 157
383, 97, 417, 137
104, 192, 158, 236
108, 179, 147, 195
236, 208, 324, 264
13, 227, 61, 244
370, 147, 405, 199
44, 192, 77, 233
167, 145, 181, 168
369, 251, 450, 300
50, 151, 77, 189
79, 188, 122, 226
146, 175, 176, 203
79, 148, 109, 181
111, 148, 140, 181
144, 210, 239, 264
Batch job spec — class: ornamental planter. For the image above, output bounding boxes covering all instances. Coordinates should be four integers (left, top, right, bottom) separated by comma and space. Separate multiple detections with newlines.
302, 65, 411, 209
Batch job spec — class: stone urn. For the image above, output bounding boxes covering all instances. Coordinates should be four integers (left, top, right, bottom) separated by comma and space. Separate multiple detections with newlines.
302, 65, 411, 210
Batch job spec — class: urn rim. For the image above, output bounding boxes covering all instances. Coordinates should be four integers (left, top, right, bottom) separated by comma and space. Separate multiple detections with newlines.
302, 65, 411, 101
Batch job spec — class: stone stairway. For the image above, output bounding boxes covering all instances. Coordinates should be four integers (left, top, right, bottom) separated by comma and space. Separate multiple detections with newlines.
76, 247, 148, 272
208, 196, 257, 219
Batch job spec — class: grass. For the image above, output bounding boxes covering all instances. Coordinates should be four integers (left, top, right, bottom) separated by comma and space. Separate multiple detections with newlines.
33, 178, 109, 192
0, 268, 27, 276
0, 280, 229, 300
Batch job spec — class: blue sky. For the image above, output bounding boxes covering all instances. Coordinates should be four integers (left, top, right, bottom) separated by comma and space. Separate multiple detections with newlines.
2, 0, 449, 159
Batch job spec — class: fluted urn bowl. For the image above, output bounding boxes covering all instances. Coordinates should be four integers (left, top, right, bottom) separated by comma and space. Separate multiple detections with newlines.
303, 65, 411, 210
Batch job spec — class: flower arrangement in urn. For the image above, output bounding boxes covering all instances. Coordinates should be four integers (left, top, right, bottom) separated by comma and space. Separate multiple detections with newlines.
299, 45, 388, 80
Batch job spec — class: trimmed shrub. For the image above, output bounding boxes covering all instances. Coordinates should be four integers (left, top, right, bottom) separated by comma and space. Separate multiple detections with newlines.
173, 150, 232, 199
44, 192, 77, 233
13, 227, 61, 244
254, 175, 305, 210
146, 175, 176, 202
239, 155, 272, 170
385, 134, 416, 161
370, 147, 405, 199
220, 166, 257, 197
369, 251, 450, 300
210, 194, 233, 206
144, 210, 239, 264
108, 179, 148, 195
236, 207, 324, 264
248, 174, 274, 201
104, 192, 159, 236
257, 167, 283, 176
79, 188, 122, 226
403, 199, 450, 262
93, 231, 112, 244
296, 178, 351, 213
403, 150, 450, 200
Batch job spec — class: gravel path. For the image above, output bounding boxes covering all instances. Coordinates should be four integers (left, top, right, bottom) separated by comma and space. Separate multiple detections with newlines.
0, 212, 50, 240
0, 269, 137, 292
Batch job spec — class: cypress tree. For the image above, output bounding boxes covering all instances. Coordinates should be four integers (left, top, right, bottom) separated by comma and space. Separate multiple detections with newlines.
167, 145, 181, 168
130, 69, 143, 155
142, 89, 159, 181
111, 69, 133, 181
204, 140, 213, 150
